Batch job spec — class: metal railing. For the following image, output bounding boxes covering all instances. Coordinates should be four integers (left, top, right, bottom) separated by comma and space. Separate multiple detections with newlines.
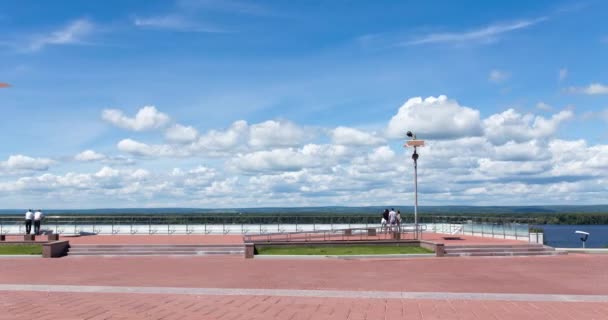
0, 215, 530, 240
243, 225, 427, 243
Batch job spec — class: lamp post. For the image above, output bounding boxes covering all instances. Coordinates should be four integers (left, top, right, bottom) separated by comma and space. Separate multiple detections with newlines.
404, 131, 425, 239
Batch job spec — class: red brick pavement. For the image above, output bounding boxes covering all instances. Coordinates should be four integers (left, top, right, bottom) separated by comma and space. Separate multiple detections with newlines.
1, 255, 607, 295
1, 291, 607, 320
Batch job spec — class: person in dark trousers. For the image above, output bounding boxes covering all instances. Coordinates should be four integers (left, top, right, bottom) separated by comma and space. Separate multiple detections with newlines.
33, 209, 44, 235
24, 209, 34, 234
381, 209, 389, 232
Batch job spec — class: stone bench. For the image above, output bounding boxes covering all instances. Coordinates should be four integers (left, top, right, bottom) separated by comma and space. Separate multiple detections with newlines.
0, 234, 59, 241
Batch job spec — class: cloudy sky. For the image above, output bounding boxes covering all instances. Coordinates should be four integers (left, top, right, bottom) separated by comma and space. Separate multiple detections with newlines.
1, 0, 607, 208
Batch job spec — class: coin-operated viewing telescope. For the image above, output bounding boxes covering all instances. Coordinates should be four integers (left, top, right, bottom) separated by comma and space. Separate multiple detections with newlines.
575, 230, 589, 248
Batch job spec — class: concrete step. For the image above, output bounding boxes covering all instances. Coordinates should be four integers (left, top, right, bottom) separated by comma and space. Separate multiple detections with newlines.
445, 247, 553, 253
67, 244, 245, 256
68, 246, 244, 251
444, 244, 545, 250
445, 251, 566, 257
68, 250, 245, 256
69, 244, 243, 248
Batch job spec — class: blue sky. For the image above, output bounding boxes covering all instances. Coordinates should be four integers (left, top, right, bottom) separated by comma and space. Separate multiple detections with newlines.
1, 0, 607, 208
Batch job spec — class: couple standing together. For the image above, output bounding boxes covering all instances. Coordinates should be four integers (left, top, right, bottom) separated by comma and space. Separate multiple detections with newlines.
24, 209, 44, 235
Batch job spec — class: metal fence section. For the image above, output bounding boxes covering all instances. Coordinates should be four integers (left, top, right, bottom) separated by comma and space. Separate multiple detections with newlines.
0, 215, 531, 241
243, 225, 427, 243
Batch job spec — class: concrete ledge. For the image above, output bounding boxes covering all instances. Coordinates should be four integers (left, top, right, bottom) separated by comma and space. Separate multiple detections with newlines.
250, 240, 446, 258
24, 235, 35, 241
42, 241, 70, 258
245, 243, 255, 259
47, 234, 59, 241
0, 255, 42, 258
556, 248, 608, 254
254, 254, 436, 260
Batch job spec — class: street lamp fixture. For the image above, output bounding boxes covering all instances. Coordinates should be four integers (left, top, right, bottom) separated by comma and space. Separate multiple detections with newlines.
404, 131, 425, 239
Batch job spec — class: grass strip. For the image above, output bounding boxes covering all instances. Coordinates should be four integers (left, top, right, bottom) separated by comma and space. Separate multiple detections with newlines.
257, 245, 433, 255
0, 245, 43, 255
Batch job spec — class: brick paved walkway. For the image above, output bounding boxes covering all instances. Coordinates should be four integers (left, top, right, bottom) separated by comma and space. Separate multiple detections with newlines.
1, 255, 606, 294
2, 290, 607, 320
2, 247, 607, 319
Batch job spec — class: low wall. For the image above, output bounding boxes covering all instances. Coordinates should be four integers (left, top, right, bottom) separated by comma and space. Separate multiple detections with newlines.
42, 241, 69, 258
246, 240, 444, 258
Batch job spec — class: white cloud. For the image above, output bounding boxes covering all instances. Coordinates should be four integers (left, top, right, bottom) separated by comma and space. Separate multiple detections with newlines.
567, 83, 608, 95
193, 120, 249, 152
95, 166, 120, 178
493, 140, 550, 161
117, 139, 183, 157
5, 95, 608, 207
28, 19, 94, 51
483, 109, 573, 144
1, 155, 54, 171
231, 144, 349, 173
559, 68, 568, 81
102, 106, 170, 131
75, 150, 106, 162
133, 15, 223, 33
165, 124, 199, 143
477, 158, 549, 176
405, 17, 546, 46
331, 127, 385, 146
489, 69, 509, 83
536, 102, 552, 111
387, 95, 482, 139
249, 120, 310, 148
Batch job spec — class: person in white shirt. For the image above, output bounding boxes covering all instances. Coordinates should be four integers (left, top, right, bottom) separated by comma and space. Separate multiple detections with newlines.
24, 209, 34, 235
34, 209, 44, 235
388, 208, 397, 230
396, 210, 402, 231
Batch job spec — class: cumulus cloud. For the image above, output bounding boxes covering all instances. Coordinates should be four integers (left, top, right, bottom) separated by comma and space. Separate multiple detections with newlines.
387, 95, 482, 139
75, 150, 106, 162
193, 120, 248, 152
165, 124, 199, 143
117, 139, 184, 157
567, 83, 608, 95
249, 120, 309, 148
0, 155, 54, 172
4, 94, 608, 207
102, 106, 170, 131
483, 109, 573, 145
331, 127, 385, 146
231, 144, 349, 173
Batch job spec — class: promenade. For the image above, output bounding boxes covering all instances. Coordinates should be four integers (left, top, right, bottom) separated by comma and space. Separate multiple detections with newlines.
1, 235, 607, 319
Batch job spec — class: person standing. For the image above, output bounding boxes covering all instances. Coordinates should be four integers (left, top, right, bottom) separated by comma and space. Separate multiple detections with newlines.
396, 210, 402, 231
34, 209, 44, 235
24, 209, 34, 234
381, 209, 389, 231
388, 208, 397, 230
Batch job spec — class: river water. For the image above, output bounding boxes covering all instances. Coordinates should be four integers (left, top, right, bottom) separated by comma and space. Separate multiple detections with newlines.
539, 225, 608, 248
